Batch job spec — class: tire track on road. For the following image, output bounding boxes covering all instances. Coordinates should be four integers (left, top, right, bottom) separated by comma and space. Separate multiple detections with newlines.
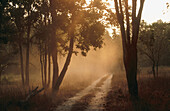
55, 74, 110, 111
85, 75, 112, 111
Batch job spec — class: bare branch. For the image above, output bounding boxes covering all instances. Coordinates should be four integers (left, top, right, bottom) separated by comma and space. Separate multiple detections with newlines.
119, 0, 124, 21
132, 0, 137, 43
137, 0, 145, 21
132, 0, 137, 21
132, 0, 145, 45
114, 0, 120, 23
138, 48, 154, 62
25, 87, 44, 101
114, 0, 127, 53
124, 0, 130, 45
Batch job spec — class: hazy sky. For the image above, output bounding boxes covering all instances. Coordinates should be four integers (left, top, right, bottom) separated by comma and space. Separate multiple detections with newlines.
86, 0, 170, 23
142, 0, 170, 23
85, 0, 170, 35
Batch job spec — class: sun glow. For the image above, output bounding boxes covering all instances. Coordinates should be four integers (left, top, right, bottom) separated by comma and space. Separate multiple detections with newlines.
85, 0, 170, 23
85, 0, 114, 8
85, 0, 115, 37
85, 0, 170, 38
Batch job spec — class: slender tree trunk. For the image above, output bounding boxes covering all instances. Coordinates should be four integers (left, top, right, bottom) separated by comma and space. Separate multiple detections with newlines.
49, 0, 59, 89
25, 25, 30, 87
53, 36, 74, 91
44, 44, 47, 86
47, 49, 51, 87
40, 42, 44, 87
152, 61, 156, 78
52, 51, 58, 89
0, 65, 8, 83
156, 63, 159, 77
50, 0, 74, 92
124, 45, 138, 99
19, 42, 24, 86
0, 69, 2, 83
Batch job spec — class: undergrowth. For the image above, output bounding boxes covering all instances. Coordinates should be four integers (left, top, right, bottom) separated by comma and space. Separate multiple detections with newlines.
105, 73, 170, 111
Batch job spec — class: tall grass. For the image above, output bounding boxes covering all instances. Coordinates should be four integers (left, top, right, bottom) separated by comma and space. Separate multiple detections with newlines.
0, 71, 102, 111
105, 69, 170, 111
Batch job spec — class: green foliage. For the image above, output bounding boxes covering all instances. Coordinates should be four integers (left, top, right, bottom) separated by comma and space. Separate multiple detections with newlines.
33, 0, 106, 57
0, 0, 20, 75
0, 0, 107, 80
138, 20, 170, 66
77, 20, 105, 56
0, 0, 15, 44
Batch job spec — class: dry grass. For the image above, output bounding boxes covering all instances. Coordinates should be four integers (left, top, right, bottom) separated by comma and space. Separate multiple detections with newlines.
105, 71, 170, 111
0, 84, 54, 111
105, 74, 132, 111
138, 77, 170, 111
1, 67, 169, 111
0, 72, 102, 111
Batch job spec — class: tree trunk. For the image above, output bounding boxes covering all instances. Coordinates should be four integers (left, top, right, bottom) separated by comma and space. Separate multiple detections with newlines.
124, 45, 138, 99
49, 0, 59, 89
152, 62, 156, 78
156, 63, 159, 77
113, 0, 145, 101
44, 44, 47, 86
19, 42, 24, 86
0, 69, 2, 83
39, 42, 44, 87
53, 36, 74, 91
25, 24, 30, 87
47, 50, 51, 87
52, 51, 59, 89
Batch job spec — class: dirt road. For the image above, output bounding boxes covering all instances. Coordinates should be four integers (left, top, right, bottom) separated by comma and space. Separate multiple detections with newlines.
55, 74, 112, 111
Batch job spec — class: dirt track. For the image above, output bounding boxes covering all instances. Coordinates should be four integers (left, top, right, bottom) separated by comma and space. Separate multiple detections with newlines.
55, 74, 112, 111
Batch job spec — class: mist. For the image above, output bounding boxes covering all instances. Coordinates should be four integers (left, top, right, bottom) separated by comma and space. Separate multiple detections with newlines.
56, 33, 123, 86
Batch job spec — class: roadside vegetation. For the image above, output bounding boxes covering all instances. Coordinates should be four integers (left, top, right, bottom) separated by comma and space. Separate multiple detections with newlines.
105, 68, 170, 111
0, 0, 170, 111
0, 72, 102, 111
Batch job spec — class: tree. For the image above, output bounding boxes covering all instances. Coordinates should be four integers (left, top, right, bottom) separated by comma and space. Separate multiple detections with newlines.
48, 0, 106, 92
9, 0, 26, 86
0, 44, 18, 82
0, 0, 18, 83
138, 20, 170, 77
32, 0, 106, 91
24, 0, 40, 87
34, 0, 52, 89
113, 0, 145, 98
8, 0, 40, 87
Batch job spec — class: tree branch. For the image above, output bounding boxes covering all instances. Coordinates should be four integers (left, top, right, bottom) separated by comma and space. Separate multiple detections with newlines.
114, 0, 121, 23
119, 0, 124, 21
132, 0, 137, 44
132, 0, 137, 22
124, 0, 130, 45
138, 48, 154, 62
25, 87, 44, 101
137, 0, 145, 21
54, 35, 74, 91
132, 0, 145, 45
114, 0, 127, 51
53, 15, 76, 90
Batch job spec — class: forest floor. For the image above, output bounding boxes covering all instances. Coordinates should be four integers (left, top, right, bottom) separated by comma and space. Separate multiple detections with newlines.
0, 71, 170, 111
0, 72, 104, 111
105, 72, 170, 111
54, 72, 170, 111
